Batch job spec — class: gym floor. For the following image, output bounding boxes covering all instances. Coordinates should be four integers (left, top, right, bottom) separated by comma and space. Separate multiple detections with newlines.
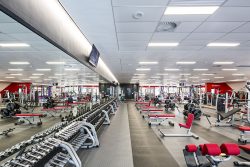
0, 102, 249, 167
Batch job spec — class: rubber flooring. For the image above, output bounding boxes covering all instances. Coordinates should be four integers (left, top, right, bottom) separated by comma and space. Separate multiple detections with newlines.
127, 103, 179, 167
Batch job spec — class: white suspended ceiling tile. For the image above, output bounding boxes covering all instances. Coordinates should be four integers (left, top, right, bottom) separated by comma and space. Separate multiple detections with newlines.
180, 40, 210, 46
186, 33, 225, 40
0, 12, 16, 23
194, 22, 245, 33
113, 6, 166, 22
117, 33, 152, 41
119, 41, 148, 47
116, 22, 158, 33
112, 0, 169, 6
223, 0, 250, 6
207, 7, 250, 21
0, 23, 32, 33
174, 22, 202, 32
0, 34, 17, 41
151, 33, 189, 41
233, 23, 250, 33
169, 0, 226, 6
162, 15, 210, 22
119, 45, 146, 51
219, 33, 250, 41
8, 33, 45, 41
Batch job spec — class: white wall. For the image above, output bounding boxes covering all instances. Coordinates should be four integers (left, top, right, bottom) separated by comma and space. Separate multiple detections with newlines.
0, 82, 11, 92
227, 81, 246, 91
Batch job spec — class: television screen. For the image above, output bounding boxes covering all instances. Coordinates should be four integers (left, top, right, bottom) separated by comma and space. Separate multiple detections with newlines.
88, 44, 100, 67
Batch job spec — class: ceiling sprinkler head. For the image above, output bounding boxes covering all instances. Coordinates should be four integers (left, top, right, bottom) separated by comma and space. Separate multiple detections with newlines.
133, 11, 144, 19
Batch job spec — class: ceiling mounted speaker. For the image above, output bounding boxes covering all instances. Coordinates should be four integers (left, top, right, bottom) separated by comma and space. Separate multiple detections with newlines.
156, 21, 178, 32
132, 11, 144, 19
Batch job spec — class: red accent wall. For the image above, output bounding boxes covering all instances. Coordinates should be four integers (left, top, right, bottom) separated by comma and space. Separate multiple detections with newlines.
205, 83, 232, 94
0, 83, 31, 97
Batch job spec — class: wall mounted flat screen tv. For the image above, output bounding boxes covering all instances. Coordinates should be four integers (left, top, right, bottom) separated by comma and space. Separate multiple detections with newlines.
88, 44, 100, 67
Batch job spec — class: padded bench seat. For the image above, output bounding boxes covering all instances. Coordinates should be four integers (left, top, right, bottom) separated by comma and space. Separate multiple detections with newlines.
239, 126, 250, 132
218, 108, 241, 120
15, 114, 43, 117
148, 114, 175, 118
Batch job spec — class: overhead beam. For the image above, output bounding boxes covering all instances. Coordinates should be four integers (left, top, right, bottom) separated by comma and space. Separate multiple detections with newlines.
0, 0, 118, 83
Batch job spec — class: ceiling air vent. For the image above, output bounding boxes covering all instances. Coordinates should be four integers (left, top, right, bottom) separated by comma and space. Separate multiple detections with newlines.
156, 21, 178, 32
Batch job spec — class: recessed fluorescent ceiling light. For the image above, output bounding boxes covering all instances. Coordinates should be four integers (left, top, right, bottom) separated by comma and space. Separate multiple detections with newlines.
36, 69, 51, 71
213, 61, 234, 65
189, 76, 199, 78
148, 43, 179, 47
46, 61, 65, 65
165, 68, 180, 71
9, 62, 30, 65
157, 73, 168, 75
202, 73, 214, 75
0, 43, 30, 47
29, 76, 40, 78
136, 68, 151, 71
85, 76, 96, 78
21, 79, 31, 80
232, 73, 244, 76
5, 77, 15, 78
222, 69, 238, 71
201, 79, 210, 80
193, 69, 208, 71
165, 6, 219, 15
32, 73, 44, 76
214, 76, 224, 78
176, 62, 196, 65
139, 62, 158, 65
180, 73, 191, 75
151, 76, 161, 78
10, 73, 22, 76
207, 43, 240, 47
64, 68, 80, 71
8, 69, 23, 71
44, 79, 52, 80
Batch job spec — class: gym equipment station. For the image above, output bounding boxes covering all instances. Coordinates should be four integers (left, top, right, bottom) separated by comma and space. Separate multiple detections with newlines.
0, 1, 249, 167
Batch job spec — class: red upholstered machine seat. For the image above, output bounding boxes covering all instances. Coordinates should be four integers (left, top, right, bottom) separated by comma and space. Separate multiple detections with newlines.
148, 114, 175, 118
179, 113, 194, 129
239, 126, 250, 132
15, 114, 43, 117
185, 144, 197, 153
200, 144, 221, 156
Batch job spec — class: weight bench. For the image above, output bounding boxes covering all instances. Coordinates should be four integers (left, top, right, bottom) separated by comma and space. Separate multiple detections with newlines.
147, 114, 175, 126
238, 126, 250, 143
0, 128, 15, 136
140, 109, 163, 118
234, 144, 250, 166
214, 108, 241, 127
184, 143, 240, 167
159, 113, 199, 139
15, 114, 43, 126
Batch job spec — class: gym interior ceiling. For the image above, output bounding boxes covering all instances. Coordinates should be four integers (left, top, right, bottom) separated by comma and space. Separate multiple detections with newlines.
0, 11, 108, 86
60, 0, 250, 85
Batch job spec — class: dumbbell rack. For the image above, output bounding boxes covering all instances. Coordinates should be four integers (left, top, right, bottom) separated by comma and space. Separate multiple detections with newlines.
0, 98, 118, 167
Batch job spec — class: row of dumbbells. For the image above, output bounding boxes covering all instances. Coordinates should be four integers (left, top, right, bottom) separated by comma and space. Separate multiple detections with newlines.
32, 122, 67, 140
55, 122, 82, 142
1, 139, 60, 167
